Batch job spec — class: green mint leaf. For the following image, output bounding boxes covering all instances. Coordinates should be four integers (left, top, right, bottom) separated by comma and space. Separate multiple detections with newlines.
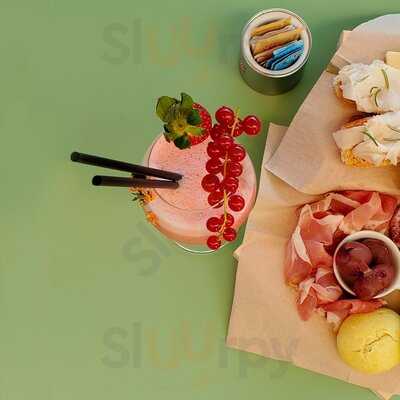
187, 109, 201, 125
180, 93, 194, 111
174, 135, 191, 149
156, 96, 177, 122
185, 125, 203, 136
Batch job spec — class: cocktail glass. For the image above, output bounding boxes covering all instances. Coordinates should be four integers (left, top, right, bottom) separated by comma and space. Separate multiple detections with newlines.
138, 134, 257, 253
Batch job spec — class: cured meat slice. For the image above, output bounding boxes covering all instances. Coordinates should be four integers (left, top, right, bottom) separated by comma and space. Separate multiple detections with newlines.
284, 190, 398, 325
321, 299, 385, 331
389, 205, 400, 246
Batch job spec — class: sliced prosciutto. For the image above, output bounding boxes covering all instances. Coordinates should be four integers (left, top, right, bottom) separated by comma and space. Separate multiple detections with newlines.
285, 191, 397, 326
320, 299, 386, 331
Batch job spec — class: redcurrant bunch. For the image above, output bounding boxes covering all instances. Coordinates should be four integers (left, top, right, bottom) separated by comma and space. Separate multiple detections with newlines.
202, 106, 262, 250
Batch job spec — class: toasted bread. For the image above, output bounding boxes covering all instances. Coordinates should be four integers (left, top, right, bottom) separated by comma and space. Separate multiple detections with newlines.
333, 80, 354, 105
339, 116, 391, 168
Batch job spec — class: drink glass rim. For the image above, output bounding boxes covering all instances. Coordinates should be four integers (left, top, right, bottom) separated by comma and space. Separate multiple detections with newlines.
145, 134, 215, 212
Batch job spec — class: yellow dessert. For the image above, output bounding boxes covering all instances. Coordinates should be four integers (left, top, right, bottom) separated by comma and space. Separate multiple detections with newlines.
337, 308, 400, 374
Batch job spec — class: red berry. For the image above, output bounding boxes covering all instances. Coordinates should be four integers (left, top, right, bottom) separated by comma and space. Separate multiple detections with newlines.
208, 189, 224, 206
210, 124, 226, 140
207, 235, 221, 250
232, 120, 243, 137
226, 161, 243, 178
206, 217, 222, 232
216, 135, 234, 151
207, 141, 223, 159
242, 115, 261, 135
223, 227, 237, 242
228, 194, 245, 212
221, 213, 235, 227
228, 144, 246, 162
215, 106, 235, 127
206, 158, 222, 174
201, 174, 220, 192
188, 103, 212, 145
221, 176, 239, 193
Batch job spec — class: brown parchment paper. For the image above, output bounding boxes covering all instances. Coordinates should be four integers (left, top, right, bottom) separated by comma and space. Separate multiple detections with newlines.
265, 30, 400, 196
227, 124, 400, 400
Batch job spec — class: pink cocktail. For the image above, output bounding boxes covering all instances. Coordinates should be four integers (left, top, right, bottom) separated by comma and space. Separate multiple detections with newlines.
143, 135, 257, 251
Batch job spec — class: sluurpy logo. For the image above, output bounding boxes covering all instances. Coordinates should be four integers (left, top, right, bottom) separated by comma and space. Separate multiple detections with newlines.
101, 320, 299, 386
121, 221, 172, 277
101, 18, 239, 67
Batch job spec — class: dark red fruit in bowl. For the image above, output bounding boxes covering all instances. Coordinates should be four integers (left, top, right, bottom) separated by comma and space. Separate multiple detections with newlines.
337, 259, 370, 286
335, 242, 372, 286
362, 238, 392, 265
375, 263, 396, 287
337, 242, 373, 265
353, 263, 396, 300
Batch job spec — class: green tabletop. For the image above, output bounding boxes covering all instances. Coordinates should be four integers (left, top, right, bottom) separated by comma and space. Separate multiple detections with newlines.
1, 1, 399, 399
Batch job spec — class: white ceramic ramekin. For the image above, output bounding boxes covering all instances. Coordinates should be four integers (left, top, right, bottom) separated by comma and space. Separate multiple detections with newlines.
333, 230, 400, 298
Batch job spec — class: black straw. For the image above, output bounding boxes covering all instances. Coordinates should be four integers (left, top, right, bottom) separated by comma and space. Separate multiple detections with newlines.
71, 152, 182, 181
92, 176, 179, 189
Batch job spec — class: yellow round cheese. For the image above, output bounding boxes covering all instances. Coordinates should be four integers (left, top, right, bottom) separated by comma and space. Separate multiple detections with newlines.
337, 308, 400, 374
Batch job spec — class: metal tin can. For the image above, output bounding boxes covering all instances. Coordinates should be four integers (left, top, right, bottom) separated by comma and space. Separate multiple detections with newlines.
239, 8, 312, 95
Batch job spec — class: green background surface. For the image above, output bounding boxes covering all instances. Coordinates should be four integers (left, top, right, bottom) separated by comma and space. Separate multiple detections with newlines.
1, 0, 399, 399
